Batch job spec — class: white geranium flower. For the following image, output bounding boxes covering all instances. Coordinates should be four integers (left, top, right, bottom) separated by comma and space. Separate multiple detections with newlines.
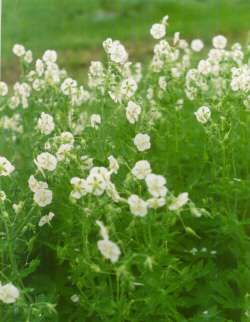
120, 78, 138, 98
169, 192, 189, 211
126, 101, 141, 124
61, 78, 77, 96
128, 194, 148, 217
0, 82, 8, 96
191, 39, 204, 52
56, 143, 73, 161
13, 44, 25, 57
198, 60, 211, 75
35, 152, 57, 172
37, 112, 55, 135
97, 239, 121, 263
131, 160, 151, 180
145, 174, 167, 197
34, 188, 53, 207
133, 133, 151, 152
28, 175, 48, 193
86, 173, 106, 196
108, 155, 119, 174
70, 177, 88, 199
42, 50, 57, 63
0, 282, 20, 304
109, 40, 128, 65
150, 23, 166, 40
24, 50, 33, 64
147, 197, 166, 209
0, 157, 15, 176
90, 114, 101, 129
60, 131, 75, 145
212, 35, 227, 49
38, 212, 55, 227
194, 106, 211, 124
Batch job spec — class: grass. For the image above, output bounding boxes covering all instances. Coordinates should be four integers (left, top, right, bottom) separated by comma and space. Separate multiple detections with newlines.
2, 0, 250, 82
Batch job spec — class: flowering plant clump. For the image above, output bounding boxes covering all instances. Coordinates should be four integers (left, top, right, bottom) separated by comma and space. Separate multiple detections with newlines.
0, 16, 250, 321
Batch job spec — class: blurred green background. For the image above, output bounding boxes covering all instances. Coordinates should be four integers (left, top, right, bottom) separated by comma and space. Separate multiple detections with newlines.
2, 0, 250, 83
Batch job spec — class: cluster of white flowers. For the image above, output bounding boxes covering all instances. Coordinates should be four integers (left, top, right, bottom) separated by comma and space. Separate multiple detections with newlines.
71, 162, 120, 203
28, 175, 53, 207
231, 65, 250, 92
13, 44, 33, 63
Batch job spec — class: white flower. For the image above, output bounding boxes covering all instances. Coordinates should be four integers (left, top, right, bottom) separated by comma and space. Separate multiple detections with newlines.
212, 35, 227, 49
169, 192, 189, 211
70, 294, 79, 303
56, 143, 73, 161
42, 50, 57, 63
145, 174, 167, 197
0, 157, 15, 176
120, 78, 138, 98
34, 188, 53, 207
60, 131, 74, 145
198, 60, 211, 75
109, 40, 128, 65
0, 82, 8, 96
70, 177, 88, 199
28, 175, 48, 193
90, 114, 101, 129
86, 173, 106, 196
37, 112, 55, 135
148, 197, 166, 209
133, 133, 151, 152
0, 283, 20, 304
191, 39, 204, 52
150, 23, 166, 40
35, 152, 57, 172
13, 44, 25, 57
36, 59, 44, 76
128, 194, 148, 217
61, 78, 77, 96
108, 155, 119, 174
194, 106, 211, 124
38, 212, 55, 227
131, 160, 151, 180
97, 239, 121, 263
24, 50, 33, 63
126, 101, 141, 124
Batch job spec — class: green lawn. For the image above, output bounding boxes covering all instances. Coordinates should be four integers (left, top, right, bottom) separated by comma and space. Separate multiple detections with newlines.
3, 0, 250, 82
